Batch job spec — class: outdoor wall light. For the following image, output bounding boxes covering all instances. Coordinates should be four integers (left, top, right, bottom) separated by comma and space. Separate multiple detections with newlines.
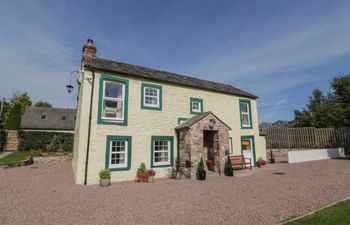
66, 70, 82, 93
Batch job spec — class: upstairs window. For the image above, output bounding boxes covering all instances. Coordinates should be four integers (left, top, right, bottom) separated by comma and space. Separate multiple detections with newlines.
103, 81, 125, 120
61, 115, 67, 121
98, 75, 129, 126
239, 99, 252, 129
141, 83, 162, 110
190, 97, 203, 114
40, 114, 47, 120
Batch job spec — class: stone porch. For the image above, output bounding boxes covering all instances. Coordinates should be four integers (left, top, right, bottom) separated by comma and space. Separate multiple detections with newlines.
175, 111, 231, 175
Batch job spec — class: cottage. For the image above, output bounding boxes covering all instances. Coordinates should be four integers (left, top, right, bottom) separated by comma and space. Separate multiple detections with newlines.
73, 39, 266, 185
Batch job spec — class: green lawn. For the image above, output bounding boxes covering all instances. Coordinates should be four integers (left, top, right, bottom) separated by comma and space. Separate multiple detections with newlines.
0, 151, 32, 164
285, 198, 350, 225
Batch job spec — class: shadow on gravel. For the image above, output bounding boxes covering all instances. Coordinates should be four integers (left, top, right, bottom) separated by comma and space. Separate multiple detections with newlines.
273, 172, 287, 175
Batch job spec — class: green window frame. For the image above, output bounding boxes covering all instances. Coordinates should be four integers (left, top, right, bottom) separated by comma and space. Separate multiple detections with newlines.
190, 97, 203, 114
98, 74, 129, 126
239, 99, 252, 129
151, 136, 174, 168
229, 137, 233, 154
177, 117, 188, 125
240, 135, 256, 166
105, 135, 132, 171
141, 83, 162, 111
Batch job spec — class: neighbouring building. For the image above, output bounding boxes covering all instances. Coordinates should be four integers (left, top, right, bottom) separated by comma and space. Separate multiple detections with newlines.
73, 39, 266, 185
20, 107, 76, 133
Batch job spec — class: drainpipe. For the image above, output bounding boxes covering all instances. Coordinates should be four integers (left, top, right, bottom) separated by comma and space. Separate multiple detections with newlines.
176, 130, 180, 171
84, 69, 95, 185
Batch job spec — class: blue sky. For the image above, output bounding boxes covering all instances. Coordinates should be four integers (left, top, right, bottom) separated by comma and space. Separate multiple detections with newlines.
1, 0, 350, 123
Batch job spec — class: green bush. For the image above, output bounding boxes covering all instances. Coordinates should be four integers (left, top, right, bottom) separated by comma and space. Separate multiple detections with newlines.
0, 129, 6, 151
29, 150, 43, 157
99, 169, 111, 179
197, 158, 205, 172
4, 102, 22, 130
19, 131, 74, 152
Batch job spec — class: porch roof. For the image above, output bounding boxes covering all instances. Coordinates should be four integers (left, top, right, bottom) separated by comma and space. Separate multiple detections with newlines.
175, 111, 232, 130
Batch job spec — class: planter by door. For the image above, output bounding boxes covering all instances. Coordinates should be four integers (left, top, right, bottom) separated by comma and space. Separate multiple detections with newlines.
196, 171, 206, 180
100, 178, 111, 187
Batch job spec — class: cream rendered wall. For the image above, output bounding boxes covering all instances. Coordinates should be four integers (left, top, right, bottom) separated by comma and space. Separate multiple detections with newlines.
73, 69, 266, 185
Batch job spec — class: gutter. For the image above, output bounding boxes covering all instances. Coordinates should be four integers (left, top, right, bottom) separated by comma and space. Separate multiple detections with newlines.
84, 69, 95, 185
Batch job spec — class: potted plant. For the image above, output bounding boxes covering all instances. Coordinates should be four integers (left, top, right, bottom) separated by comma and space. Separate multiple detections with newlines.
147, 169, 156, 183
99, 168, 111, 187
167, 167, 177, 179
256, 157, 267, 167
136, 162, 149, 182
196, 158, 206, 181
224, 155, 234, 176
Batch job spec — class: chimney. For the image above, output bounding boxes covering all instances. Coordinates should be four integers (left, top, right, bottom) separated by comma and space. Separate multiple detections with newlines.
82, 39, 96, 57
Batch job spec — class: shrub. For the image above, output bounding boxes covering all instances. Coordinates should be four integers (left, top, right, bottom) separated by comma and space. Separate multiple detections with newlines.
4, 102, 22, 130
137, 162, 146, 174
197, 158, 205, 172
29, 150, 43, 157
19, 131, 74, 152
0, 129, 6, 151
224, 155, 233, 176
99, 169, 111, 179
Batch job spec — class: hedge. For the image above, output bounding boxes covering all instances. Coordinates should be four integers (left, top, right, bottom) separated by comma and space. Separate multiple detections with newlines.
18, 131, 74, 152
0, 129, 6, 151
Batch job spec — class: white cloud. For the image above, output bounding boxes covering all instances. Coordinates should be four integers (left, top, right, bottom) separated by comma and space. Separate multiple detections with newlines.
185, 2, 350, 94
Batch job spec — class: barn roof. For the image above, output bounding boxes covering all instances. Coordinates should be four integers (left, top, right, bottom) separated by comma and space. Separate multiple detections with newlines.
20, 107, 76, 131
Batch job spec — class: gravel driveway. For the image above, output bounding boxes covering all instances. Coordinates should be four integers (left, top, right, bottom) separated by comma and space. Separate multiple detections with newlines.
1, 159, 350, 225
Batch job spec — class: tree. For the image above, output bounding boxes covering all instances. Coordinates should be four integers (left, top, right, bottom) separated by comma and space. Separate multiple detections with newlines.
34, 101, 52, 108
4, 92, 32, 130
0, 99, 10, 128
294, 75, 350, 128
4, 102, 22, 130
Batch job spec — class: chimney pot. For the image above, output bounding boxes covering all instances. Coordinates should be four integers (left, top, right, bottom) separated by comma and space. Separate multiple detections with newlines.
83, 39, 96, 57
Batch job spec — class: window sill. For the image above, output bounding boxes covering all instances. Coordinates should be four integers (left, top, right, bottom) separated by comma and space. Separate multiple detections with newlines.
98, 118, 127, 126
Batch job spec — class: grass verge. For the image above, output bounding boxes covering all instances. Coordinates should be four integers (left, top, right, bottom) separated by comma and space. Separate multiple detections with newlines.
285, 198, 350, 225
0, 151, 32, 164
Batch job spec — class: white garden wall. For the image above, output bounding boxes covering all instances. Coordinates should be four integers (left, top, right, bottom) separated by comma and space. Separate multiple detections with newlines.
288, 148, 345, 163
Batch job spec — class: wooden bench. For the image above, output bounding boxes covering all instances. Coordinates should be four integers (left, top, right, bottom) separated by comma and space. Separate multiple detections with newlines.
230, 155, 252, 170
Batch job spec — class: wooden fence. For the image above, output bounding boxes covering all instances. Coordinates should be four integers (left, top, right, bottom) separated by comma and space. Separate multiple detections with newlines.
260, 127, 350, 154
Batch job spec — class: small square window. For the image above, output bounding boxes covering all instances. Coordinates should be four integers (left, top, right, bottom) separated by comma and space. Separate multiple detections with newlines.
40, 114, 47, 120
190, 97, 203, 114
61, 115, 67, 121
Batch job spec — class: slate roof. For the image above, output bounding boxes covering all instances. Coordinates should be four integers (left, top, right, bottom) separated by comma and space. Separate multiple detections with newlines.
20, 107, 76, 131
175, 111, 232, 130
83, 56, 257, 99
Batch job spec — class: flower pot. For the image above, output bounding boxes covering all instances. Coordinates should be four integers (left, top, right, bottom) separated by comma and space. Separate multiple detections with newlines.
224, 167, 234, 176
99, 178, 111, 187
175, 172, 183, 180
196, 170, 206, 180
147, 175, 154, 183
